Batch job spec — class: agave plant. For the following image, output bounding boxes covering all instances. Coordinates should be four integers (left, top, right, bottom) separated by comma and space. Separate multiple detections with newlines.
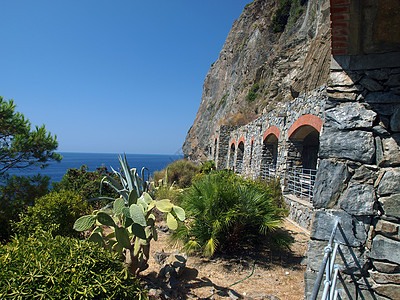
73, 154, 185, 276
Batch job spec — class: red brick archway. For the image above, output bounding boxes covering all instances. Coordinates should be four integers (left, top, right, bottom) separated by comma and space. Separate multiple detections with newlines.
288, 114, 323, 139
263, 126, 280, 142
230, 139, 237, 147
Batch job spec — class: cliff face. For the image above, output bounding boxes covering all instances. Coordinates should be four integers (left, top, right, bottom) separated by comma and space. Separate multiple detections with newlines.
183, 0, 331, 161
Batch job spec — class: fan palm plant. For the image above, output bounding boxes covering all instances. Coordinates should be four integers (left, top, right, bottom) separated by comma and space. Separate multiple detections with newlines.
171, 170, 289, 256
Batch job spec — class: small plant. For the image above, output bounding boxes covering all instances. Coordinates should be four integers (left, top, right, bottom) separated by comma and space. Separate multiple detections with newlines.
74, 154, 185, 276
52, 165, 119, 202
0, 174, 50, 242
246, 83, 260, 101
272, 0, 305, 33
0, 229, 145, 299
14, 190, 88, 238
171, 170, 289, 257
153, 159, 201, 188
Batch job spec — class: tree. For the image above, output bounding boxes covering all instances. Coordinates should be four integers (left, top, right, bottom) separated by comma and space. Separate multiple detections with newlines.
0, 96, 62, 175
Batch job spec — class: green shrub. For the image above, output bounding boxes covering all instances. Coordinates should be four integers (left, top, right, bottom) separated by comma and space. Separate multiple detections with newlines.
0, 174, 50, 243
0, 230, 145, 299
200, 160, 216, 174
246, 83, 260, 101
272, 0, 305, 33
171, 170, 289, 256
14, 190, 88, 237
154, 159, 200, 188
52, 165, 118, 205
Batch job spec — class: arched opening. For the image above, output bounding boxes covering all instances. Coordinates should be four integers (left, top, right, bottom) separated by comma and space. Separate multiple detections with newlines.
249, 139, 254, 167
288, 125, 320, 169
286, 115, 322, 200
236, 141, 244, 173
229, 142, 236, 170
261, 126, 280, 180
214, 137, 218, 161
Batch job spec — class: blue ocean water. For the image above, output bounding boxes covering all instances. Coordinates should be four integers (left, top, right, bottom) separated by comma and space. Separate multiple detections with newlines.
8, 152, 183, 183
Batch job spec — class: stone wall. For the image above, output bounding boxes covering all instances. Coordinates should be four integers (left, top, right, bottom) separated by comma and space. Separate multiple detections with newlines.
210, 87, 327, 230
305, 52, 400, 299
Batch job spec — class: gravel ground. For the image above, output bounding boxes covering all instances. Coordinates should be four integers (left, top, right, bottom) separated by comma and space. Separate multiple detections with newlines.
141, 219, 310, 300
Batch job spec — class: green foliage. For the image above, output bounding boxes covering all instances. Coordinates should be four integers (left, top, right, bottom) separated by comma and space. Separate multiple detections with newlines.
14, 190, 89, 237
0, 97, 62, 175
272, 0, 305, 33
0, 229, 145, 299
99, 154, 150, 205
153, 159, 201, 188
246, 83, 260, 101
74, 155, 185, 276
171, 170, 289, 257
75, 192, 184, 276
52, 165, 118, 206
200, 160, 216, 174
0, 174, 50, 243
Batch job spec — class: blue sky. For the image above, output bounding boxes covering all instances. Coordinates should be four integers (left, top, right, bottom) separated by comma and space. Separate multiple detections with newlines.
0, 1, 249, 154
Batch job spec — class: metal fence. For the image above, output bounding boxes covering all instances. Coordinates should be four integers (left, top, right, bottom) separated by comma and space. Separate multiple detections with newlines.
310, 218, 342, 300
286, 167, 317, 201
260, 164, 277, 181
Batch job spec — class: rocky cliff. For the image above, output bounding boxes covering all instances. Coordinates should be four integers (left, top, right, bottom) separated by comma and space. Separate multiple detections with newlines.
183, 0, 331, 161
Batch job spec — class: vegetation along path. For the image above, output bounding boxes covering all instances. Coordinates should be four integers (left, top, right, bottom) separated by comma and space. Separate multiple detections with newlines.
142, 219, 309, 300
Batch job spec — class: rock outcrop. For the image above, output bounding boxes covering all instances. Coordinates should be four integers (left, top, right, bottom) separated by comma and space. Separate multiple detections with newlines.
183, 0, 331, 161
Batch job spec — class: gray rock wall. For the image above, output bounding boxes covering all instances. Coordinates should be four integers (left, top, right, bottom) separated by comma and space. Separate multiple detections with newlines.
305, 52, 400, 300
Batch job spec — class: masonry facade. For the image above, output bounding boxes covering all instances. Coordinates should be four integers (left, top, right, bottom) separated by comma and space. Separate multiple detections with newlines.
209, 1, 400, 298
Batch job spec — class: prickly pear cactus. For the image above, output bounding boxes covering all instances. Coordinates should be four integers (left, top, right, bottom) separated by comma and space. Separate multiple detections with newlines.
74, 192, 185, 275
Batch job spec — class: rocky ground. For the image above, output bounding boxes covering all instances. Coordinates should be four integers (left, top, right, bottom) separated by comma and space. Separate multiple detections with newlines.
141, 219, 310, 300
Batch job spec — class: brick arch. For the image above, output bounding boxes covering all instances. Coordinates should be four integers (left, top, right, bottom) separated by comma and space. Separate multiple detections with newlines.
251, 137, 255, 144
230, 139, 237, 147
215, 135, 218, 142
263, 126, 280, 142
238, 136, 245, 146
288, 114, 323, 139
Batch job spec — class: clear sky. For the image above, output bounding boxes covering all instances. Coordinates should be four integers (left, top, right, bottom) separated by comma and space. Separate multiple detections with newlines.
0, 1, 249, 154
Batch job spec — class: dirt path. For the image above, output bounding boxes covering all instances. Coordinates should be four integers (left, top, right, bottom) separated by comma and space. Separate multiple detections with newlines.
142, 219, 310, 299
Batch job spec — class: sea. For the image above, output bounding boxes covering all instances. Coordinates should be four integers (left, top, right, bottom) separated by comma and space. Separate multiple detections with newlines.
7, 152, 183, 183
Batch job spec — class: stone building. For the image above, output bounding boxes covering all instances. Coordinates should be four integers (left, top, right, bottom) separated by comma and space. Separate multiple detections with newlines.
209, 1, 400, 299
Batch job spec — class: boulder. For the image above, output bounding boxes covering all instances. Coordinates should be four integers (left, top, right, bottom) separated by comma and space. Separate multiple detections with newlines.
372, 261, 400, 273
360, 77, 384, 92
319, 129, 375, 164
311, 210, 368, 247
306, 239, 367, 274
339, 183, 376, 216
377, 168, 400, 196
365, 92, 400, 104
329, 71, 361, 86
313, 159, 349, 209
370, 235, 400, 265
379, 194, 400, 219
391, 106, 400, 132
374, 284, 400, 299
325, 102, 376, 130
379, 134, 400, 167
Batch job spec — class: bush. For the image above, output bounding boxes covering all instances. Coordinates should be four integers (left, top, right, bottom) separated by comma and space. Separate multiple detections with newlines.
171, 170, 289, 256
0, 230, 145, 299
14, 190, 89, 237
153, 159, 201, 188
246, 83, 260, 101
272, 0, 305, 33
52, 165, 118, 204
0, 174, 50, 243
